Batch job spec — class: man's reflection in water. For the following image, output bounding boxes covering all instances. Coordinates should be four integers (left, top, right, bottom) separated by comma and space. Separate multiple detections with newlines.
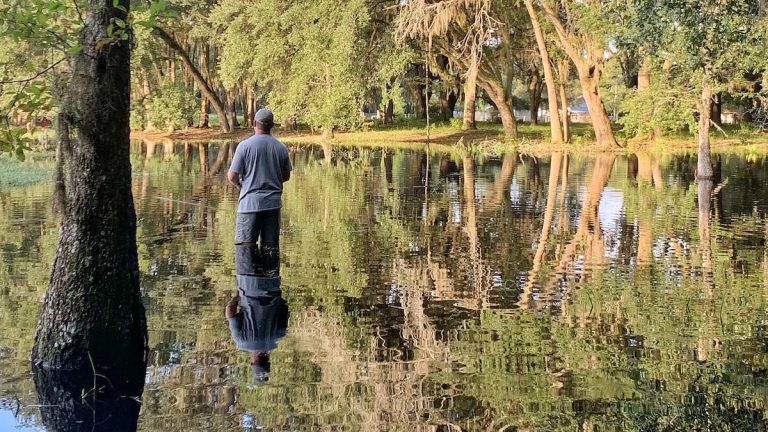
228, 244, 289, 385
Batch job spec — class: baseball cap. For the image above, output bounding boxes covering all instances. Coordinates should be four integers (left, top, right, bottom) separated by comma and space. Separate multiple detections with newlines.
254, 109, 275, 127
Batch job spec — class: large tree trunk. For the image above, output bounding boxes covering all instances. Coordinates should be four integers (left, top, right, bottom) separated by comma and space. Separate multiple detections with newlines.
698, 79, 714, 179
710, 92, 722, 126
406, 67, 427, 119
636, 56, 661, 140
528, 69, 541, 125
462, 58, 478, 130
227, 88, 238, 130
154, 27, 231, 132
245, 86, 255, 128
198, 44, 210, 128
439, 88, 458, 122
32, 0, 147, 383
557, 59, 570, 142
524, 0, 564, 143
578, 70, 619, 147
480, 77, 517, 137
538, 1, 618, 147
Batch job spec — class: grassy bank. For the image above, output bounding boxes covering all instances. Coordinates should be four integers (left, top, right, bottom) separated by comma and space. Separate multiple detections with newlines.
131, 120, 768, 155
0, 154, 55, 187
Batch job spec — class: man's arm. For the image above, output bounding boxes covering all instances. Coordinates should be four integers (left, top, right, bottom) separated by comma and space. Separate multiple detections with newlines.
281, 148, 292, 183
227, 170, 242, 189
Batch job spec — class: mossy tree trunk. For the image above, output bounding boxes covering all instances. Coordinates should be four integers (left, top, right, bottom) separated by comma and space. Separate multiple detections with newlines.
32, 0, 147, 381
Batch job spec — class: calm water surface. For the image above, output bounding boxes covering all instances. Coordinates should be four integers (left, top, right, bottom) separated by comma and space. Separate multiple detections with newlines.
1, 142, 768, 431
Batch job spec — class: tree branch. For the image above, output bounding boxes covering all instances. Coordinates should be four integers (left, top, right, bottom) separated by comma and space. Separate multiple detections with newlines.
536, 0, 582, 68
0, 57, 67, 84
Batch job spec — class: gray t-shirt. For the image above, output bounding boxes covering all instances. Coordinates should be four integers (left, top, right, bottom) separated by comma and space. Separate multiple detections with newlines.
229, 134, 292, 213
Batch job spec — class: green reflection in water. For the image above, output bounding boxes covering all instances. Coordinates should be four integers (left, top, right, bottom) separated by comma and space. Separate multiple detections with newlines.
1, 143, 768, 431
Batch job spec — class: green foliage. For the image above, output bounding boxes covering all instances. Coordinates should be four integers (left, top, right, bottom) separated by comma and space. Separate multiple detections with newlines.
212, 0, 370, 132
620, 73, 696, 137
148, 81, 196, 131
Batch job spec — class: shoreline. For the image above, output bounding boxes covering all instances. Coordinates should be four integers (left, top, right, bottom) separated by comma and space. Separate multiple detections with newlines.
131, 126, 768, 156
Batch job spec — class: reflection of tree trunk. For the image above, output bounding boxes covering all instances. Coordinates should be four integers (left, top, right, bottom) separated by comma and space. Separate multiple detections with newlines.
322, 142, 332, 164
34, 366, 144, 432
209, 143, 231, 175
637, 153, 653, 184
522, 153, 563, 307
490, 152, 518, 206
636, 223, 653, 266
541, 155, 616, 304
558, 154, 570, 233
145, 141, 156, 162
32, 0, 147, 375
698, 179, 714, 294
198, 143, 209, 175
164, 141, 174, 161
651, 156, 664, 191
463, 156, 485, 307
697, 178, 715, 361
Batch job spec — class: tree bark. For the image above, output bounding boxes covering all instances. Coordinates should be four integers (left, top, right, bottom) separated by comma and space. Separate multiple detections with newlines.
579, 72, 619, 147
528, 69, 541, 125
698, 78, 714, 179
385, 97, 394, 123
245, 86, 255, 128
227, 88, 238, 130
480, 77, 517, 137
32, 0, 148, 379
710, 92, 722, 126
406, 67, 427, 119
524, 0, 564, 143
462, 58, 478, 130
153, 27, 231, 132
538, 1, 618, 147
198, 44, 210, 128
557, 59, 570, 142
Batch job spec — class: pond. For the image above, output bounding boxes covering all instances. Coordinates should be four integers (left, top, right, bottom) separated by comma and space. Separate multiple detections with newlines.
1, 142, 768, 431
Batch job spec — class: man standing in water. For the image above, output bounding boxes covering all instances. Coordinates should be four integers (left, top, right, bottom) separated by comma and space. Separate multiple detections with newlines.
228, 109, 292, 270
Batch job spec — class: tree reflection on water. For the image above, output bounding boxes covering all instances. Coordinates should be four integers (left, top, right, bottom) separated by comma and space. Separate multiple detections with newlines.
1, 144, 768, 430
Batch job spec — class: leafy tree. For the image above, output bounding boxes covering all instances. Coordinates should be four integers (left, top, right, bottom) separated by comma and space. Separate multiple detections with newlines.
213, 0, 370, 137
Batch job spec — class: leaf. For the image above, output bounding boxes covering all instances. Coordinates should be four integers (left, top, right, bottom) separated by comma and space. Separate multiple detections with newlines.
114, 18, 126, 28
15, 143, 25, 161
68, 44, 83, 56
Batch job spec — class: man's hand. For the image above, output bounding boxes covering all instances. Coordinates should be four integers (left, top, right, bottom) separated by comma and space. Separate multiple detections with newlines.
227, 170, 242, 189
225, 294, 239, 318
